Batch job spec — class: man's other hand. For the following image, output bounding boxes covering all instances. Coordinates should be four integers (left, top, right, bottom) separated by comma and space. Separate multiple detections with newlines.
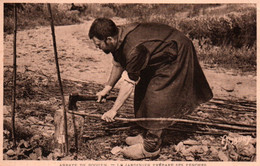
101, 109, 117, 122
96, 85, 112, 102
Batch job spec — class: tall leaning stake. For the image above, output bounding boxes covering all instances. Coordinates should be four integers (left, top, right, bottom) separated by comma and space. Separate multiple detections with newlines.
47, 3, 69, 155
11, 3, 18, 147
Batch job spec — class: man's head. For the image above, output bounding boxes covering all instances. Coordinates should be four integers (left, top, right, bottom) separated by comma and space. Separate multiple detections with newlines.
89, 18, 119, 54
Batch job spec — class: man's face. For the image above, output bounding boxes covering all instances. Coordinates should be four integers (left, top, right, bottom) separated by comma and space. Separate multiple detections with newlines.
92, 37, 114, 54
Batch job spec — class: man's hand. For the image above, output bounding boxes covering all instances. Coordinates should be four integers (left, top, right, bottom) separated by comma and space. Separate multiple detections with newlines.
101, 109, 117, 122
96, 85, 112, 102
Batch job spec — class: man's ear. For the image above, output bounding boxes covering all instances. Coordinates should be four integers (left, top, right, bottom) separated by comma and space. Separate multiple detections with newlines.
106, 36, 115, 43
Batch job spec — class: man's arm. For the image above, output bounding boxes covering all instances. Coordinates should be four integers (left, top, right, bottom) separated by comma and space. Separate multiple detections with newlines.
96, 61, 124, 102
101, 45, 148, 122
101, 75, 138, 122
106, 61, 124, 87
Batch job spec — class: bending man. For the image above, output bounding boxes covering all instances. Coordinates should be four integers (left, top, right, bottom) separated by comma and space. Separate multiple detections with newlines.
88, 18, 213, 159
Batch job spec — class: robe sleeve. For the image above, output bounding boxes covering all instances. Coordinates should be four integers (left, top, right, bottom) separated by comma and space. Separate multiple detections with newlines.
125, 44, 149, 81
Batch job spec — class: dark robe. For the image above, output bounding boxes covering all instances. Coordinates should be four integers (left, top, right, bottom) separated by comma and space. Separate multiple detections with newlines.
112, 22, 213, 130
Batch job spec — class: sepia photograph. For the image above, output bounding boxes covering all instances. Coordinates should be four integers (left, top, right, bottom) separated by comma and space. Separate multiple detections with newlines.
1, 0, 257, 165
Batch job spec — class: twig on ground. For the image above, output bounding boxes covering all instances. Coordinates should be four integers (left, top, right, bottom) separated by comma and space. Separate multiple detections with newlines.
187, 115, 255, 128
67, 111, 256, 132
166, 127, 255, 136
209, 99, 256, 111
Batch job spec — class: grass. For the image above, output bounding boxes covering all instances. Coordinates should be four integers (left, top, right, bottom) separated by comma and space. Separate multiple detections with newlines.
193, 40, 256, 72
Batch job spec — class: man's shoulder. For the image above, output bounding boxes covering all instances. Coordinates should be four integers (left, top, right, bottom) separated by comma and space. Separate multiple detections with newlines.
118, 22, 140, 29
139, 22, 173, 30
119, 22, 172, 29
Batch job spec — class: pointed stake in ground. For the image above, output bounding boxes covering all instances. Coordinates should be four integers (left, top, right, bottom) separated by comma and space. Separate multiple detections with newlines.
47, 3, 69, 155
12, 3, 18, 147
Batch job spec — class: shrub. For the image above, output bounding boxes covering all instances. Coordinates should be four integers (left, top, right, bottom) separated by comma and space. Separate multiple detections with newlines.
194, 40, 256, 72
81, 4, 115, 19
108, 4, 256, 49
178, 6, 256, 48
4, 3, 82, 34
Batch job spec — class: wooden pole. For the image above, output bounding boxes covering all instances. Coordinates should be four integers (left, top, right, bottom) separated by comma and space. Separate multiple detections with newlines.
47, 4, 69, 155
11, 3, 18, 147
67, 111, 256, 132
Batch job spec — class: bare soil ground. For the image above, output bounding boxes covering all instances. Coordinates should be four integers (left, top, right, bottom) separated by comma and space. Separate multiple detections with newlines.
3, 19, 256, 161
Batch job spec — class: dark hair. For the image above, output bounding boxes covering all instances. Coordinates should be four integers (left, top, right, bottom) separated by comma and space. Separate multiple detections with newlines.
88, 18, 119, 40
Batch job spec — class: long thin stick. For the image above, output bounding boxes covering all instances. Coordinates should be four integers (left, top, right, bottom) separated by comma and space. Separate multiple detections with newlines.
209, 100, 256, 111
166, 127, 255, 136
187, 115, 255, 128
47, 4, 69, 155
11, 3, 18, 147
68, 111, 256, 132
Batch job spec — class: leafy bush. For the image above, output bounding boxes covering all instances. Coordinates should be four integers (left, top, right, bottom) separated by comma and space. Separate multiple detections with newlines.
193, 39, 256, 72
179, 9, 256, 48
84, 4, 115, 18
51, 6, 80, 25
108, 4, 256, 49
105, 4, 220, 19
4, 3, 82, 34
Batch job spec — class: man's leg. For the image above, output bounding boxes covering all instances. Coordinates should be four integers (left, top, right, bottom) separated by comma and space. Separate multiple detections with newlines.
143, 129, 162, 152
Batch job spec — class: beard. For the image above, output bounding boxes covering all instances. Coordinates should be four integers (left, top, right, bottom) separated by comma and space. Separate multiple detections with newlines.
102, 40, 115, 54
103, 49, 110, 54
